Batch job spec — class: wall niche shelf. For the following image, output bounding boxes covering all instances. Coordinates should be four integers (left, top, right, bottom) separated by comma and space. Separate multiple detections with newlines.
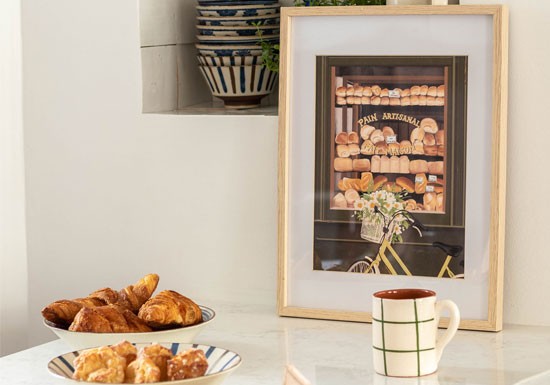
139, 0, 290, 116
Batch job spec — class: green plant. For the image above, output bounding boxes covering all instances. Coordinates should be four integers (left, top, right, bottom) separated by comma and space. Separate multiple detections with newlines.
252, 22, 280, 73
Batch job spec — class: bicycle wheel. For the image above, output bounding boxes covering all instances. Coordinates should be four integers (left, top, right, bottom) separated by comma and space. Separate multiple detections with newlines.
347, 257, 380, 274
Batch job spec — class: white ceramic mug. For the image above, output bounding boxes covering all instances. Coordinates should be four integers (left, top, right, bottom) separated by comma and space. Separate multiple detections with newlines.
372, 289, 460, 377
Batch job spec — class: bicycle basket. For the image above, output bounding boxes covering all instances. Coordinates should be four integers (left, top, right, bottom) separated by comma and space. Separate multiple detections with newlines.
360, 216, 395, 244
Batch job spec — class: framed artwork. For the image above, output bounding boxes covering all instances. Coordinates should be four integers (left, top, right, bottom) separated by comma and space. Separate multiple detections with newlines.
277, 5, 508, 331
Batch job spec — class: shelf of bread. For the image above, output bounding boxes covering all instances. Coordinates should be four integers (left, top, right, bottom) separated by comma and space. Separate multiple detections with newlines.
335, 84, 445, 107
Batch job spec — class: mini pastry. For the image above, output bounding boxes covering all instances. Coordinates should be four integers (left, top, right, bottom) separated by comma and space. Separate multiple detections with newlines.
346, 96, 354, 105
360, 140, 375, 155
435, 97, 445, 106
353, 84, 363, 96
411, 85, 421, 96
401, 88, 410, 97
346, 86, 354, 96
390, 98, 400, 106
336, 96, 347, 105
336, 144, 350, 158
418, 95, 427, 106
405, 199, 417, 211
167, 349, 208, 381
437, 145, 445, 157
380, 88, 389, 97
410, 95, 419, 105
424, 145, 438, 156
427, 96, 437, 106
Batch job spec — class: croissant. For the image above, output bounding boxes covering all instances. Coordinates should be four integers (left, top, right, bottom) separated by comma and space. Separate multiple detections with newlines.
69, 304, 152, 333
138, 290, 202, 329
41, 297, 106, 327
117, 273, 159, 313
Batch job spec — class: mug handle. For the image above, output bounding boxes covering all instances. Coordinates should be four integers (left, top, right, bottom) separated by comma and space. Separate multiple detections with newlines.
434, 299, 460, 362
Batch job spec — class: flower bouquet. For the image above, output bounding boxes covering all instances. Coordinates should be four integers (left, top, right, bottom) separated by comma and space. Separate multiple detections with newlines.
354, 190, 410, 243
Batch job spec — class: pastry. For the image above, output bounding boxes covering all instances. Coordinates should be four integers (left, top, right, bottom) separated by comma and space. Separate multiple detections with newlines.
361, 125, 376, 140
418, 95, 427, 106
334, 157, 353, 172
390, 156, 400, 173
348, 131, 359, 144
382, 126, 395, 139
138, 290, 203, 329
419, 85, 429, 96
336, 96, 347, 105
73, 346, 126, 383
167, 349, 208, 381
423, 192, 437, 211
346, 86, 354, 96
69, 304, 152, 333
361, 96, 371, 105
410, 127, 425, 143
388, 143, 400, 156
411, 85, 421, 96
423, 133, 436, 146
380, 88, 389, 97
399, 155, 410, 174
139, 344, 173, 381
410, 159, 429, 174
380, 156, 390, 173
372, 175, 388, 191
396, 177, 414, 193
420, 118, 439, 134
370, 129, 385, 145
371, 96, 381, 105
335, 132, 348, 145
348, 143, 360, 156
335, 86, 346, 97
336, 144, 350, 158
412, 140, 425, 155
437, 84, 445, 97
427, 86, 437, 97
414, 173, 427, 194
371, 155, 381, 173
371, 85, 381, 96
399, 140, 413, 155
428, 161, 444, 175
374, 142, 388, 155
125, 356, 162, 384
42, 297, 107, 328
401, 88, 411, 97
401, 96, 411, 106
435, 130, 445, 146
380, 97, 390, 105
360, 172, 374, 192
353, 158, 370, 172
360, 140, 375, 155
111, 340, 137, 364
345, 189, 360, 205
332, 193, 347, 208
362, 86, 373, 97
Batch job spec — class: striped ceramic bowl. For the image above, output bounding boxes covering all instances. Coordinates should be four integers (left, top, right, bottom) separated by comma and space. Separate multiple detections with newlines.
196, 43, 263, 57
198, 0, 278, 5
196, 24, 280, 37
44, 305, 215, 350
197, 55, 264, 67
48, 342, 242, 385
196, 34, 278, 44
196, 4, 281, 17
197, 14, 280, 26
198, 64, 278, 109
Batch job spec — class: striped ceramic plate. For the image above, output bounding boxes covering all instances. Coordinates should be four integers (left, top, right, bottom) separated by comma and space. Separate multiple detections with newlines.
48, 343, 242, 385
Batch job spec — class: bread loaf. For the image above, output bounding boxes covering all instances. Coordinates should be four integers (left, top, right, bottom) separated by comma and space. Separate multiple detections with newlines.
410, 159, 429, 174
348, 143, 360, 156
336, 96, 346, 105
388, 143, 400, 156
428, 161, 444, 175
428, 86, 437, 97
372, 175, 388, 191
338, 177, 361, 191
420, 118, 438, 134
382, 126, 395, 139
380, 97, 390, 106
401, 96, 411, 106
334, 157, 352, 172
435, 130, 444, 146
335, 132, 348, 144
371, 96, 381, 105
353, 85, 363, 96
399, 140, 413, 155
371, 85, 381, 96
360, 140, 375, 155
405, 199, 417, 211
436, 193, 444, 211
335, 86, 346, 97
374, 142, 388, 155
380, 156, 390, 173
437, 85, 445, 97
424, 145, 438, 156
427, 96, 437, 106
346, 96, 354, 105
353, 96, 362, 105
346, 86, 354, 96
361, 125, 375, 140
371, 156, 381, 173
435, 97, 444, 106
437, 145, 445, 157
410, 95, 419, 105
418, 95, 427, 106
399, 155, 410, 174
353, 158, 371, 172
370, 129, 384, 144
414, 173, 427, 194
411, 85, 421, 96
380, 88, 389, 97
348, 131, 359, 144
420, 85, 429, 96
345, 189, 360, 205
396, 176, 414, 193
336, 145, 350, 158
423, 192, 437, 211
361, 96, 371, 105
362, 86, 373, 97
390, 98, 400, 106
390, 156, 400, 173
423, 133, 436, 146
402, 88, 411, 97
410, 127, 425, 143
412, 140, 425, 155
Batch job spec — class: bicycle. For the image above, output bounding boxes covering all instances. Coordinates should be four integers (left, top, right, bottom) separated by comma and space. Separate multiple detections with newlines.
347, 206, 464, 278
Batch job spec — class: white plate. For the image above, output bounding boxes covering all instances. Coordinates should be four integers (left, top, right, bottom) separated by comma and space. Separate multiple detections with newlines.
44, 305, 215, 350
48, 342, 242, 385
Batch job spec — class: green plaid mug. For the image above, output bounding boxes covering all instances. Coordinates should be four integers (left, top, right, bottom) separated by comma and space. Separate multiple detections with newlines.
372, 289, 460, 377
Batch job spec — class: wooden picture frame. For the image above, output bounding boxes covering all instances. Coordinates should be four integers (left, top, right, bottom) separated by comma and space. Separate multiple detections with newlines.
277, 5, 508, 331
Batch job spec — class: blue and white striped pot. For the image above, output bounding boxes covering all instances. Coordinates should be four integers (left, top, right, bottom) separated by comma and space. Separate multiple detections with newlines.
196, 4, 281, 17
198, 64, 278, 109
197, 55, 264, 67
196, 44, 263, 57
48, 342, 242, 385
196, 24, 280, 37
197, 14, 280, 26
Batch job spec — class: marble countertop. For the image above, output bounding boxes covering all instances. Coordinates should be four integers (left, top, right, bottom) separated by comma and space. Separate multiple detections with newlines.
1, 301, 550, 385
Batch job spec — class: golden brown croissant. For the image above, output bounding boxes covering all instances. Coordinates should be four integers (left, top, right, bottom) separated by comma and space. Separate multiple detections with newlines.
41, 297, 106, 327
73, 346, 126, 383
69, 304, 152, 333
89, 288, 120, 305
138, 290, 202, 329
167, 349, 208, 380
117, 273, 159, 313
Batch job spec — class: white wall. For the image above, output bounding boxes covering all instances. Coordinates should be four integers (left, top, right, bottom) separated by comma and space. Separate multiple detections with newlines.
0, 0, 30, 356
15, 0, 550, 351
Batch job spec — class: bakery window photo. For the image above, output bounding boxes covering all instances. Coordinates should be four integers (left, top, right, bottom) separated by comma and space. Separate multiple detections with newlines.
313, 56, 467, 278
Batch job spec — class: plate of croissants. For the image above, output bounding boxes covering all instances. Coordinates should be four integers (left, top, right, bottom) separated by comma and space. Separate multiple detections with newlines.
42, 274, 215, 350
48, 340, 242, 384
